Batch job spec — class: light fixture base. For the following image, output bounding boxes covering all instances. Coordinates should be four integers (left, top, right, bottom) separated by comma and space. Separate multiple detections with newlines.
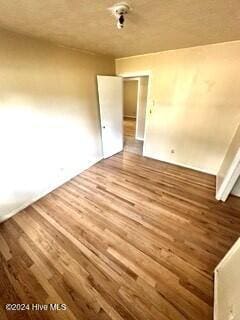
109, 2, 131, 29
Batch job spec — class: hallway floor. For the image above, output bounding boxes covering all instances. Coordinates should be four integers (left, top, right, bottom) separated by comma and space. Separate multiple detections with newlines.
123, 117, 143, 155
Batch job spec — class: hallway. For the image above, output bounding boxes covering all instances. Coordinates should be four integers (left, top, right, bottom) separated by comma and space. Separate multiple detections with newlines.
123, 117, 143, 155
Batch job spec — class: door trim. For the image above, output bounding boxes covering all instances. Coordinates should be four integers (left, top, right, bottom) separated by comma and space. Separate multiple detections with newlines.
216, 148, 240, 201
117, 70, 152, 156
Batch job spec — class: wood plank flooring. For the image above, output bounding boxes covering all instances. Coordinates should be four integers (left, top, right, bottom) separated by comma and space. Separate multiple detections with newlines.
124, 117, 143, 155
1, 151, 240, 320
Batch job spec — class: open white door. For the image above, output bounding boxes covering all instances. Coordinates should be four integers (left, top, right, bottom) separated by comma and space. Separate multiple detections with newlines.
97, 76, 123, 159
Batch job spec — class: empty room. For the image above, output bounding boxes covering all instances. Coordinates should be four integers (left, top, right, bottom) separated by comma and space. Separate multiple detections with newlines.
1, 1, 240, 320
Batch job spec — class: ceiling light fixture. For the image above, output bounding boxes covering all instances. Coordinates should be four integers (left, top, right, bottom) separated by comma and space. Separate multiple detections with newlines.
109, 2, 130, 29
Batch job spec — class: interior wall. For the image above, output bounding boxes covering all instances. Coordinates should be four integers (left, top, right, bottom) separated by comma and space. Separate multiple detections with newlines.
116, 41, 240, 174
136, 76, 148, 140
232, 177, 240, 197
0, 28, 114, 222
123, 80, 138, 117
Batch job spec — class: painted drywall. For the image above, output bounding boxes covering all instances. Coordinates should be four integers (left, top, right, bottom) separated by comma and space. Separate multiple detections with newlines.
136, 76, 148, 140
0, 28, 114, 222
123, 80, 138, 117
214, 238, 240, 320
116, 41, 240, 174
216, 123, 240, 199
232, 177, 240, 197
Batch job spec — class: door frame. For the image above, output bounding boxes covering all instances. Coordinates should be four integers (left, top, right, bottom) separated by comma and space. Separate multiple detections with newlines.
216, 148, 240, 201
123, 77, 140, 136
117, 70, 152, 156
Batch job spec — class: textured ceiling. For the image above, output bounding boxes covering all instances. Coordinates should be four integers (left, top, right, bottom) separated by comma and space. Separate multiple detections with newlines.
0, 0, 240, 57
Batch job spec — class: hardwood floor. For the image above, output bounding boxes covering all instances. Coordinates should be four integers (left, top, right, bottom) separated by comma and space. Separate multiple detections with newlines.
1, 151, 240, 320
124, 117, 143, 155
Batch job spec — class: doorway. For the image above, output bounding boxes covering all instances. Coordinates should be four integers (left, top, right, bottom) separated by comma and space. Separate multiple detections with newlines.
97, 74, 149, 159
123, 76, 149, 155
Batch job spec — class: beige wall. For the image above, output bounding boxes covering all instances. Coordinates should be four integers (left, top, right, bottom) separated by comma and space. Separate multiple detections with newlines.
123, 80, 138, 117
0, 28, 114, 222
232, 177, 240, 197
116, 41, 240, 174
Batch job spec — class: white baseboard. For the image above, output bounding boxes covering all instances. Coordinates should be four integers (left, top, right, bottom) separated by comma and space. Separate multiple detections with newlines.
231, 191, 240, 197
0, 156, 103, 224
142, 150, 215, 175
